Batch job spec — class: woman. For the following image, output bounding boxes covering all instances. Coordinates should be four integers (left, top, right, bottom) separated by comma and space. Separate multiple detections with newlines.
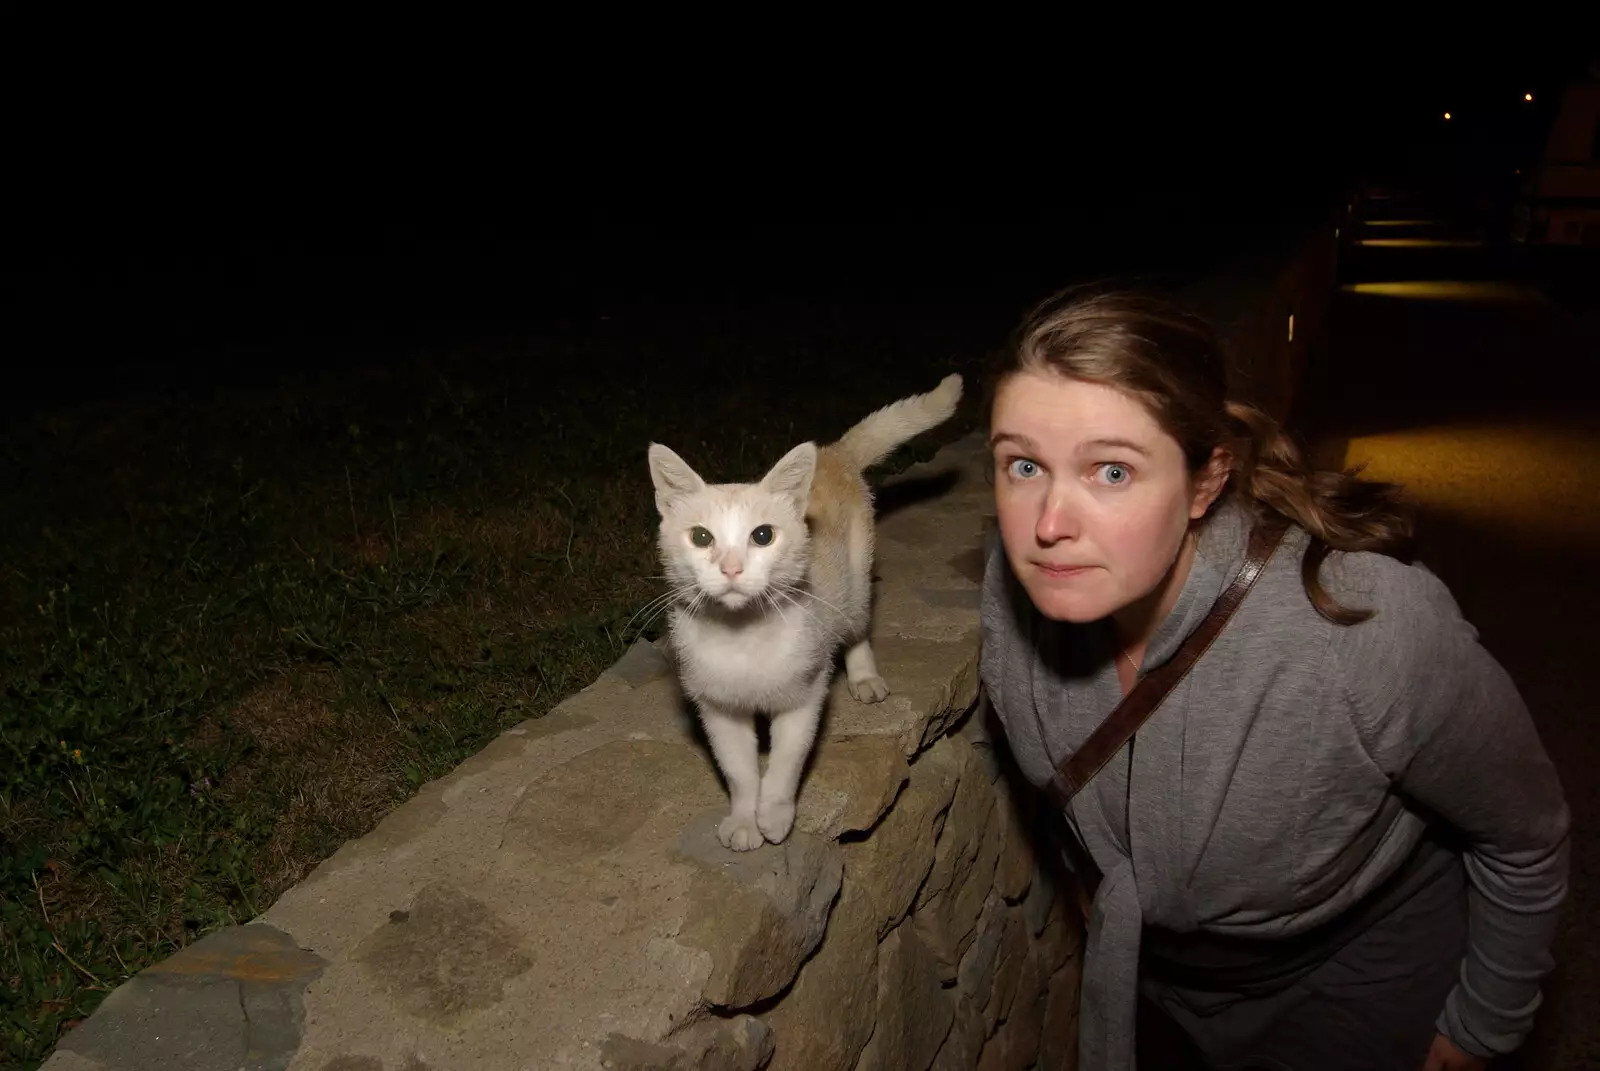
977, 286, 1569, 1070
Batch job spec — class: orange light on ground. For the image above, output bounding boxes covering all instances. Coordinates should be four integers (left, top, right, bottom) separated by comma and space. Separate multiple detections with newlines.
1341, 281, 1547, 303
1342, 422, 1600, 541
1357, 238, 1483, 249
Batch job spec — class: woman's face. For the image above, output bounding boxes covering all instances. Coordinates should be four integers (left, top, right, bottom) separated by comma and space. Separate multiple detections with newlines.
990, 369, 1224, 624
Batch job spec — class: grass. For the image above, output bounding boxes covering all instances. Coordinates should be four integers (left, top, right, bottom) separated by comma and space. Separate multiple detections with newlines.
0, 295, 995, 1069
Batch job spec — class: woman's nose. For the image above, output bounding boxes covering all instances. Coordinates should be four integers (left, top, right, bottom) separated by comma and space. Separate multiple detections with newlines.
1035, 488, 1079, 545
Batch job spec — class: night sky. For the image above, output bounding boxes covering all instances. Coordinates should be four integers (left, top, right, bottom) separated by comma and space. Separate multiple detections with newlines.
4, 46, 1592, 415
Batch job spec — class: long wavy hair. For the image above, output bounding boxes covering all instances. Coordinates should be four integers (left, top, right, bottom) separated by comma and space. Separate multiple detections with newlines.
991, 284, 1414, 624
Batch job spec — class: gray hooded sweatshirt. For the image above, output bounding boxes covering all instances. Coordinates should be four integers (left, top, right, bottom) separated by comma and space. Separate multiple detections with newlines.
979, 498, 1570, 1070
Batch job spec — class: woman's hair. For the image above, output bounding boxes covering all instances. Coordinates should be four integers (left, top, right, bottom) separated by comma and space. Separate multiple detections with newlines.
989, 283, 1414, 625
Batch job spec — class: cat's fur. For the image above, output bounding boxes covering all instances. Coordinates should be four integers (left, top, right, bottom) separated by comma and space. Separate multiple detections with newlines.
647, 374, 963, 850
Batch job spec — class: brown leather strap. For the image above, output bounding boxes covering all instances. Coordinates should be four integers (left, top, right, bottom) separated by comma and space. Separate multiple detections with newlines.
1042, 516, 1290, 810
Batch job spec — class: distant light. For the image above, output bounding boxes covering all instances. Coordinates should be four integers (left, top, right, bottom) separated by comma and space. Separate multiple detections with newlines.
1443, 111, 1452, 120
1341, 281, 1546, 302
1287, 314, 1295, 343
1358, 238, 1483, 249
1524, 92, 1534, 102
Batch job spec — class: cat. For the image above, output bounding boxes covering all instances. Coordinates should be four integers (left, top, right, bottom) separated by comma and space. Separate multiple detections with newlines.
647, 373, 963, 850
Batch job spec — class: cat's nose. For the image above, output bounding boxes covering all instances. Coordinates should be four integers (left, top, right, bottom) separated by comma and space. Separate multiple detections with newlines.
720, 559, 744, 578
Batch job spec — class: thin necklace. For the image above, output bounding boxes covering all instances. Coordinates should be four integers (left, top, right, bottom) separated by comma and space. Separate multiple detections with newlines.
1119, 646, 1141, 676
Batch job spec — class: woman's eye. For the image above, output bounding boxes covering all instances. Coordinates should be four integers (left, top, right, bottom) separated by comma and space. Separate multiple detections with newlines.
691, 526, 714, 548
1007, 458, 1041, 480
751, 524, 774, 546
1097, 463, 1131, 486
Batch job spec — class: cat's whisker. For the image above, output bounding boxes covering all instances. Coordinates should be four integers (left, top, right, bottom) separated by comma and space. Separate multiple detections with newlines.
633, 603, 673, 637
777, 582, 851, 624
637, 584, 703, 633
772, 587, 847, 646
622, 583, 698, 638
762, 589, 793, 629
622, 587, 689, 631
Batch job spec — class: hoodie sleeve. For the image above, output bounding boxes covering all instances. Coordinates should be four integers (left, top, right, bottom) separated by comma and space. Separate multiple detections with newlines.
1332, 555, 1570, 1059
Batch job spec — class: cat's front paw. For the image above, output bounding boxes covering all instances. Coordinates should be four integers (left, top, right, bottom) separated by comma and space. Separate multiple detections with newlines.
757, 797, 796, 844
718, 812, 764, 852
848, 674, 890, 703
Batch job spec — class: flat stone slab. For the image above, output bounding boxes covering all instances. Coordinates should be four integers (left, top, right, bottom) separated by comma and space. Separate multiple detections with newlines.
44, 923, 325, 1071
45, 433, 992, 1071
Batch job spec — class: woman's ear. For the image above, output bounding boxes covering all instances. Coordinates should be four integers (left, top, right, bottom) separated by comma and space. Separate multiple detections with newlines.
1189, 446, 1232, 520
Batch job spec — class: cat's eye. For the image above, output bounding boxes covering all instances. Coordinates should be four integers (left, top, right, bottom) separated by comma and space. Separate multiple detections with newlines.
751, 524, 774, 547
690, 526, 714, 548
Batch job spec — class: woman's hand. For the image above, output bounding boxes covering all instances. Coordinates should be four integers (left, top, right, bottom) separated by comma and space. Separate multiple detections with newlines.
1421, 1033, 1487, 1070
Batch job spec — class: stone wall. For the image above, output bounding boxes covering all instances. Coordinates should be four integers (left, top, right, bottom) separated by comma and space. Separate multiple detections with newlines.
758, 703, 1083, 1071
42, 434, 1084, 1071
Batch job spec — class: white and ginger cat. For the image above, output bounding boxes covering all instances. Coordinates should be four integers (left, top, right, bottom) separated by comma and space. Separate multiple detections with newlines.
647, 374, 963, 851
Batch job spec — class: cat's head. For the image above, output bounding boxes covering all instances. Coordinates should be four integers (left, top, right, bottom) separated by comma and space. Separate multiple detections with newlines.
646, 441, 814, 613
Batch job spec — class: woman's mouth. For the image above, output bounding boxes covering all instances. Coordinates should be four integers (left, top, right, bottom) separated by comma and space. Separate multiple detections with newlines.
1035, 562, 1094, 578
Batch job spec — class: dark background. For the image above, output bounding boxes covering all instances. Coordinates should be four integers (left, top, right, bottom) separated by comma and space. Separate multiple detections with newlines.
3, 47, 1592, 417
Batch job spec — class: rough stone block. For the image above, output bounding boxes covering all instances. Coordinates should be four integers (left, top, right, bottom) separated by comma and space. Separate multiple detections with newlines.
1039, 900, 1084, 974
44, 923, 325, 1071
795, 734, 910, 841
841, 738, 961, 937
955, 893, 1005, 1008
600, 1014, 774, 1071
825, 633, 981, 755
601, 637, 675, 689
675, 811, 843, 1008
917, 737, 991, 910
985, 910, 1028, 1038
1022, 861, 1057, 938
352, 882, 534, 1027
919, 787, 1006, 980
946, 798, 1004, 961
910, 892, 959, 985
499, 739, 720, 867
977, 951, 1047, 1071
992, 792, 1034, 904
1037, 963, 1082, 1071
765, 876, 878, 1071
853, 923, 954, 1071
955, 695, 1003, 784
930, 996, 987, 1071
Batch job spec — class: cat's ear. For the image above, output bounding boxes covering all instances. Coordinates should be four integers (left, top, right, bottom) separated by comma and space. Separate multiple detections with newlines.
648, 443, 706, 514
761, 442, 817, 510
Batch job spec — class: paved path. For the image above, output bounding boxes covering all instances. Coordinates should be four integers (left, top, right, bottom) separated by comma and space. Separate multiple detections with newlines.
1299, 188, 1600, 1071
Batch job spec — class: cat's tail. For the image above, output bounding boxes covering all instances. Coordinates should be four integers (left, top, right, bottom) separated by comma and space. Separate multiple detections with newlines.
833, 373, 964, 472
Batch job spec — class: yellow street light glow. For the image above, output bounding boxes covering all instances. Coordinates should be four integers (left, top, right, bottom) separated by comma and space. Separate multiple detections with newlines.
1341, 422, 1600, 542
1357, 238, 1483, 249
1525, 92, 1534, 102
1341, 281, 1547, 303
1443, 111, 1452, 120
